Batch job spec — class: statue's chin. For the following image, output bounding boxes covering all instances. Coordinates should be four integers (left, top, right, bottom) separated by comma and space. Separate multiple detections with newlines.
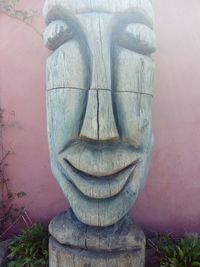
62, 170, 140, 227
50, 152, 149, 227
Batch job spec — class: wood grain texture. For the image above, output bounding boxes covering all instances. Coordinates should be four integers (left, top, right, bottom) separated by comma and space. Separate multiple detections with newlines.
60, 141, 140, 177
49, 209, 145, 266
63, 176, 139, 227
44, 0, 156, 227
44, 0, 156, 264
113, 46, 155, 96
60, 159, 135, 199
117, 23, 156, 55
46, 40, 89, 90
49, 209, 145, 251
49, 236, 145, 267
79, 90, 119, 141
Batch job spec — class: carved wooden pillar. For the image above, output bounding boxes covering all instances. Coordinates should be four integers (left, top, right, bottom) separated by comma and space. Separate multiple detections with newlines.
43, 0, 156, 266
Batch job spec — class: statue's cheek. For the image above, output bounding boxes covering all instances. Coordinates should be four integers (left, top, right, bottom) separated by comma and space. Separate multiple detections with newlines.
46, 41, 89, 154
46, 40, 90, 90
113, 47, 154, 148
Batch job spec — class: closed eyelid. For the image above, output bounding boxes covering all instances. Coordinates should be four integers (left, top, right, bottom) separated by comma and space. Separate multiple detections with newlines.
115, 23, 156, 55
113, 9, 153, 29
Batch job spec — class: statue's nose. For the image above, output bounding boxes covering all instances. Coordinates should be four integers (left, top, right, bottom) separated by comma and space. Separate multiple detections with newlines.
79, 17, 119, 141
80, 89, 119, 141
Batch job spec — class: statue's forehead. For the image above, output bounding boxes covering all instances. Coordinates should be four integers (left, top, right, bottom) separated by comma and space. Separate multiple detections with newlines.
44, 0, 153, 19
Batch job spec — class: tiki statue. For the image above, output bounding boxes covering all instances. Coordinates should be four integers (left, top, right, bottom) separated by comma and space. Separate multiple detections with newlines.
44, 0, 156, 265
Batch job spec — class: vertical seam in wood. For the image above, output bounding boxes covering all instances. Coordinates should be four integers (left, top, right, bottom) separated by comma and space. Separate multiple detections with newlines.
97, 90, 100, 139
98, 16, 108, 86
72, 254, 75, 267
85, 224, 88, 250
56, 250, 60, 267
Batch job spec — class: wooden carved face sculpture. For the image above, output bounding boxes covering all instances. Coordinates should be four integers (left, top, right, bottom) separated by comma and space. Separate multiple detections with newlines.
44, 0, 156, 227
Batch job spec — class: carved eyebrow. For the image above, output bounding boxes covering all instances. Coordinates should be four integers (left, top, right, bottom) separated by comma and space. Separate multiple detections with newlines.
114, 10, 153, 29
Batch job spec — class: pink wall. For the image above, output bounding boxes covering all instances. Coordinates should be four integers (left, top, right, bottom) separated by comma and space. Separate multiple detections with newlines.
1, 0, 200, 235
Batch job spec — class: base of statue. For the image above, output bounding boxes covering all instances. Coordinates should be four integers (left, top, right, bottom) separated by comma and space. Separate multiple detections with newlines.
49, 209, 145, 267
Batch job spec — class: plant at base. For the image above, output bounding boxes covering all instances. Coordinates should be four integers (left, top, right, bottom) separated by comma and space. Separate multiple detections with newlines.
0, 108, 28, 240
157, 234, 200, 267
7, 223, 49, 267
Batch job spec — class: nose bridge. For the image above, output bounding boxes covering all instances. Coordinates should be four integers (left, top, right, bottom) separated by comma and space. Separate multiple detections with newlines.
79, 15, 119, 141
89, 21, 111, 90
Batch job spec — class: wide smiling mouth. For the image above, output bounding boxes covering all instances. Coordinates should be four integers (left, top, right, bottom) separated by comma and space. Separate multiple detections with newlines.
58, 140, 141, 199
60, 158, 139, 199
65, 158, 137, 178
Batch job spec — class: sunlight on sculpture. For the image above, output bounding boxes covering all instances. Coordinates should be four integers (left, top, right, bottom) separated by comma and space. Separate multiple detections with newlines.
44, 0, 156, 265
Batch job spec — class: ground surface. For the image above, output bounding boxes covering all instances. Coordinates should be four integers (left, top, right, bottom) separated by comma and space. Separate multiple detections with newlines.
146, 248, 159, 267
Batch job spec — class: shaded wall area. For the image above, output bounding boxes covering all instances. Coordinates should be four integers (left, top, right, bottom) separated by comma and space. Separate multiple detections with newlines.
0, 0, 200, 234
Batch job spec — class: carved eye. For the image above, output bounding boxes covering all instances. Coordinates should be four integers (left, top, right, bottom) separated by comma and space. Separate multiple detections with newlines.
44, 20, 74, 51
117, 23, 156, 55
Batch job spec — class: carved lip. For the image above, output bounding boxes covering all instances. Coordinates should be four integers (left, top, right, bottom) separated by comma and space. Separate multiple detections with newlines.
58, 141, 141, 199
61, 159, 137, 199
59, 141, 141, 177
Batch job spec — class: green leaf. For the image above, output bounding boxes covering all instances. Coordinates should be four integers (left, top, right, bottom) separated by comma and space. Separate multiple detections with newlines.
156, 233, 200, 267
7, 223, 49, 266
192, 262, 200, 267
8, 261, 18, 267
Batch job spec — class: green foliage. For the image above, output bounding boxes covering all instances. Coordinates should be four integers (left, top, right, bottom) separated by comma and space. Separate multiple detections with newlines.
0, 108, 27, 239
157, 234, 200, 267
7, 223, 49, 267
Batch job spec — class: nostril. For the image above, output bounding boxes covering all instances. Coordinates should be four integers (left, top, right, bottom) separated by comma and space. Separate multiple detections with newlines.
79, 89, 119, 141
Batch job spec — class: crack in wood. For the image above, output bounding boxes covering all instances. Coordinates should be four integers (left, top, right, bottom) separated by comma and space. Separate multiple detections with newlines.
47, 87, 153, 97
97, 90, 100, 139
